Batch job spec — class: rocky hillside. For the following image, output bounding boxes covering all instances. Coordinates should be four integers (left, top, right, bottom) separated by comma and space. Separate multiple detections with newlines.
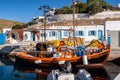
0, 19, 24, 31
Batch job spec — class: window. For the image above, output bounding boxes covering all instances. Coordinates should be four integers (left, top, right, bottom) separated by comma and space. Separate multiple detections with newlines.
41, 33, 47, 37
88, 30, 96, 36
64, 31, 68, 37
24, 34, 28, 40
40, 33, 43, 37
52, 31, 56, 36
49, 31, 56, 37
76, 31, 84, 36
45, 33, 47, 37
49, 32, 52, 37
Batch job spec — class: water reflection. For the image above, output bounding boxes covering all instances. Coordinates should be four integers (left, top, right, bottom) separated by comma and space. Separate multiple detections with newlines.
12, 64, 53, 80
0, 66, 14, 80
0, 65, 53, 80
0, 62, 111, 80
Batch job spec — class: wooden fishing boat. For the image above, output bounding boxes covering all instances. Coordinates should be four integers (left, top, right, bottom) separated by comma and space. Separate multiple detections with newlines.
14, 40, 110, 67
14, 0, 110, 68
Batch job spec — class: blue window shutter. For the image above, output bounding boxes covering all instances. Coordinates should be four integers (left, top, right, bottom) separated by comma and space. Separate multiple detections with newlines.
40, 33, 42, 37
64, 31, 68, 36
53, 31, 56, 36
67, 31, 68, 36
49, 32, 50, 37
82, 31, 84, 36
51, 32, 52, 36
51, 32, 53, 36
45, 33, 47, 37
94, 31, 96, 36
88, 31, 91, 36
64, 31, 66, 36
49, 32, 52, 37
76, 31, 78, 36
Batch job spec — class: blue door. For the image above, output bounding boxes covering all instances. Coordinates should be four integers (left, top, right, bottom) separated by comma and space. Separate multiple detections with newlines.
0, 33, 6, 45
108, 36, 111, 45
98, 30, 102, 40
58, 30, 62, 40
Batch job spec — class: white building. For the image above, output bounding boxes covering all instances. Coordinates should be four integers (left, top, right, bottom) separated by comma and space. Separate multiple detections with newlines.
106, 21, 120, 49
32, 16, 44, 23
118, 3, 120, 8
23, 24, 104, 43
23, 20, 120, 49
2, 28, 11, 34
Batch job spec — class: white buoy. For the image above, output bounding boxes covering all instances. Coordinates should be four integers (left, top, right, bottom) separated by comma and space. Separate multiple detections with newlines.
82, 55, 88, 65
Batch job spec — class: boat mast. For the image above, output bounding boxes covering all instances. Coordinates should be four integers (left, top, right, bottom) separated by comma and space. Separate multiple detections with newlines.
72, 0, 76, 47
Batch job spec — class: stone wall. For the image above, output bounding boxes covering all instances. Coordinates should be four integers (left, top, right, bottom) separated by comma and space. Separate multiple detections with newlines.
90, 11, 120, 19
52, 14, 89, 21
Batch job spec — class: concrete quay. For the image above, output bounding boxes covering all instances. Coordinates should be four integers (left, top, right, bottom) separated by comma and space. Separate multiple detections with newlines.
0, 42, 37, 57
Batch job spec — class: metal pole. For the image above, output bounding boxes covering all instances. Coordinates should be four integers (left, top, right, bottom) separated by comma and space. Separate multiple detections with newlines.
39, 4, 51, 42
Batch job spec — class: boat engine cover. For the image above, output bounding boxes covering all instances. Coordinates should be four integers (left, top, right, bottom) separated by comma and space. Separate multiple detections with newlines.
77, 69, 93, 80
58, 73, 74, 80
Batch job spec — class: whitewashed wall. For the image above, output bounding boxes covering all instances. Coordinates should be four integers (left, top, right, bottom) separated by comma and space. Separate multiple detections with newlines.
36, 25, 104, 42
106, 21, 120, 31
105, 21, 120, 48
23, 31, 31, 41
23, 25, 104, 42
3, 28, 11, 33
76, 25, 104, 41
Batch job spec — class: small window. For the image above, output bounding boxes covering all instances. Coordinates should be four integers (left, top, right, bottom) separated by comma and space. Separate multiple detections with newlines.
24, 34, 28, 40
52, 31, 56, 36
49, 31, 56, 37
40, 33, 42, 37
64, 31, 68, 37
88, 30, 96, 36
49, 32, 52, 37
41, 33, 47, 37
45, 33, 47, 37
76, 31, 84, 36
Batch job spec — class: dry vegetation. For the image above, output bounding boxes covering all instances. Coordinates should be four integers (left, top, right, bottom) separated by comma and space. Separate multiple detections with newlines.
0, 19, 24, 31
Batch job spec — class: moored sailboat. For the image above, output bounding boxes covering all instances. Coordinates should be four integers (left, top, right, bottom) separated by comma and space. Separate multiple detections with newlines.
14, 0, 110, 68
14, 39, 110, 67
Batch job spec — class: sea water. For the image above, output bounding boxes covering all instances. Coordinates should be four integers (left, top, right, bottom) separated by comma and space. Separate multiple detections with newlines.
0, 66, 38, 80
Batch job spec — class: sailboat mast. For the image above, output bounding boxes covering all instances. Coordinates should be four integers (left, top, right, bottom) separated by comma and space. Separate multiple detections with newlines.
72, 0, 76, 47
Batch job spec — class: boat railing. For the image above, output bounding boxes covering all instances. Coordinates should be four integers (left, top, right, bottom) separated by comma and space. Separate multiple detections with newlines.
26, 51, 52, 58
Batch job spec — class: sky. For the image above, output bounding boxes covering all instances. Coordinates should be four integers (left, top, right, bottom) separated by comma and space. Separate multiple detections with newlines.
0, 0, 119, 23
